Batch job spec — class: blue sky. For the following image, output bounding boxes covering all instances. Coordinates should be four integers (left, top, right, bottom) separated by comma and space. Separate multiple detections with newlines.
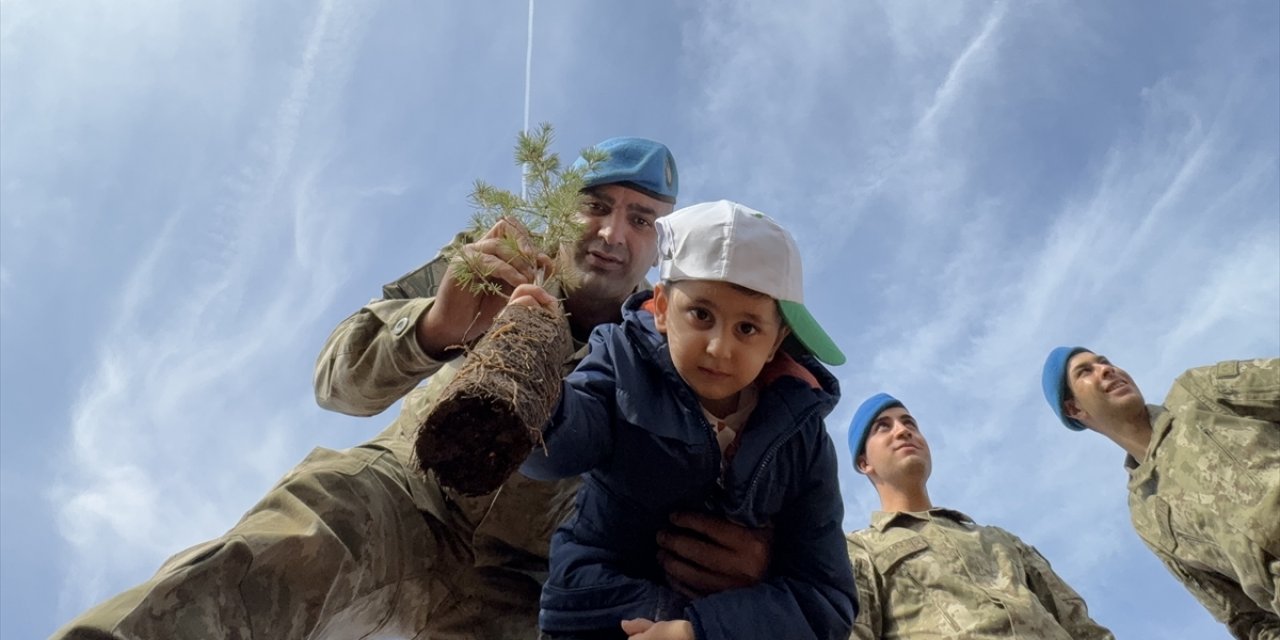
2, 1, 1277, 638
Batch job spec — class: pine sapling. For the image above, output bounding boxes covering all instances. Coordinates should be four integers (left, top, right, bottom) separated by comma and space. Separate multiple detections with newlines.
414, 124, 599, 496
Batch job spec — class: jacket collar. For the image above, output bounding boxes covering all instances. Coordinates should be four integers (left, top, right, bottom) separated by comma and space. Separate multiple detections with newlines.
1125, 403, 1172, 481
869, 507, 975, 532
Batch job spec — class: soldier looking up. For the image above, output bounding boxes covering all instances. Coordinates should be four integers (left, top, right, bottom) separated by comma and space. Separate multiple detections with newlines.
845, 393, 1113, 639
1043, 349, 1280, 639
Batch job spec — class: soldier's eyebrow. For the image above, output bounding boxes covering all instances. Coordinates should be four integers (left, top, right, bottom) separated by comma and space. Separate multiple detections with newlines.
585, 187, 614, 206
625, 201, 658, 218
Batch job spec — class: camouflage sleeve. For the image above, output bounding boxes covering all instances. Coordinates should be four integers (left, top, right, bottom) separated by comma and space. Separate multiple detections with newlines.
1016, 541, 1114, 639
313, 235, 467, 417
845, 535, 882, 640
1157, 554, 1280, 640
1167, 358, 1280, 424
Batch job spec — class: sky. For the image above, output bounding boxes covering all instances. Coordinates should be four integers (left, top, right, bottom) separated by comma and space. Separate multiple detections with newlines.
1, 1, 1277, 638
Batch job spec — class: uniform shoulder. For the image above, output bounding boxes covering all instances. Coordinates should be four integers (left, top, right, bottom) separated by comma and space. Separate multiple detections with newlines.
846, 527, 880, 547
845, 528, 879, 562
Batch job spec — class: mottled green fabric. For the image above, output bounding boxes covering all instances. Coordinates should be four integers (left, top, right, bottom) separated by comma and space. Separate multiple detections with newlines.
1126, 358, 1279, 640
53, 248, 584, 640
846, 509, 1113, 640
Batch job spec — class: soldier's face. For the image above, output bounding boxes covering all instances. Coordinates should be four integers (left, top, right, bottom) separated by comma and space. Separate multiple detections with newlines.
567, 184, 674, 305
858, 406, 932, 485
1063, 351, 1146, 429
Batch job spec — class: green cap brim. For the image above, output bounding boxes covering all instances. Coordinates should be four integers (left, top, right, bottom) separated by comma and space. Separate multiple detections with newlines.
777, 300, 845, 366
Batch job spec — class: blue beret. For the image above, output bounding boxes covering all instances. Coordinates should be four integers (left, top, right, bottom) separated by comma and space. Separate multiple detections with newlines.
574, 137, 678, 204
848, 392, 904, 459
1042, 346, 1090, 431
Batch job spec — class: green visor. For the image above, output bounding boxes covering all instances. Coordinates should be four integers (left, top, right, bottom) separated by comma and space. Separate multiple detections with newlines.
778, 300, 846, 366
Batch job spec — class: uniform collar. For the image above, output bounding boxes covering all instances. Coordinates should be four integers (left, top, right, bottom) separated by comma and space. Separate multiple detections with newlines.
1124, 404, 1171, 478
869, 507, 975, 532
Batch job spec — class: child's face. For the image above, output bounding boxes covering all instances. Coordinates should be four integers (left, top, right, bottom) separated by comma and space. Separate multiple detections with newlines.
653, 280, 790, 417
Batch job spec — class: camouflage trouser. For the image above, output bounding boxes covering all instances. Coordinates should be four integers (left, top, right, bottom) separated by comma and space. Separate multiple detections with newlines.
50, 444, 546, 640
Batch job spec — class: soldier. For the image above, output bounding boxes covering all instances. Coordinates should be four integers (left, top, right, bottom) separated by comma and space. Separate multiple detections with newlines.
845, 392, 1113, 639
1042, 348, 1280, 639
53, 137, 773, 639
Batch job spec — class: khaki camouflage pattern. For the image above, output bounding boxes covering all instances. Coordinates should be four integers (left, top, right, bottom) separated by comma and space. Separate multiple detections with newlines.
845, 509, 1113, 640
1126, 358, 1280, 639
53, 241, 585, 639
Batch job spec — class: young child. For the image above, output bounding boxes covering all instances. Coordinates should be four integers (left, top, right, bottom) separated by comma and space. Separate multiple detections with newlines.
510, 200, 856, 640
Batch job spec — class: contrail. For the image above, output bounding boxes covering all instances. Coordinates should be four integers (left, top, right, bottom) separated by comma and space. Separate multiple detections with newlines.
522, 0, 535, 199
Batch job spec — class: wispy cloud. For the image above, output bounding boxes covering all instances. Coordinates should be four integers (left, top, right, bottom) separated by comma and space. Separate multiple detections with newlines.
5, 2, 1274, 638
44, 0, 378, 615
682, 2, 1274, 637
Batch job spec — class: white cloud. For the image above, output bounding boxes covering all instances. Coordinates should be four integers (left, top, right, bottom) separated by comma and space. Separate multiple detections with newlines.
4, 2, 1272, 638
45, 0, 380, 615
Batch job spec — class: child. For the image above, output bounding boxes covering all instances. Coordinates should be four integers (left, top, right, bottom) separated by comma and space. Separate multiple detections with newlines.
510, 200, 856, 640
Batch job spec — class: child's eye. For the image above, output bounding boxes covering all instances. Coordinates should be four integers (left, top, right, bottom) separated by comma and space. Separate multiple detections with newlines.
738, 323, 759, 336
688, 307, 711, 322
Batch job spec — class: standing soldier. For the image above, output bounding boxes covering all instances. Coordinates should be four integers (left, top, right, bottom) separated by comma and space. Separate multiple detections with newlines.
1042, 348, 1279, 639
845, 392, 1113, 639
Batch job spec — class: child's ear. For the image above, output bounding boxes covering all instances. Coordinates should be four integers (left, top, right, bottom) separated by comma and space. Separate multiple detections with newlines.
652, 284, 670, 334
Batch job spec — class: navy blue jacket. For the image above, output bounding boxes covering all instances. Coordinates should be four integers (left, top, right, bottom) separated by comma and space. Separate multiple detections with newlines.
521, 290, 856, 639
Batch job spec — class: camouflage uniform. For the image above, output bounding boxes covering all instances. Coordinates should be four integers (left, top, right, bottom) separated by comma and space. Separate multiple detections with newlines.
52, 248, 584, 639
845, 509, 1113, 639
1126, 358, 1280, 639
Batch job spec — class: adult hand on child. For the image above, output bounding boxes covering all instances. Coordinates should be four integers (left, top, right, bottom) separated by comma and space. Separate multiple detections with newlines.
621, 618, 695, 640
657, 511, 774, 598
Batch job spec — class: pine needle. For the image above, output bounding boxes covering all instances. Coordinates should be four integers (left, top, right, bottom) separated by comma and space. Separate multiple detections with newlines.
445, 123, 600, 294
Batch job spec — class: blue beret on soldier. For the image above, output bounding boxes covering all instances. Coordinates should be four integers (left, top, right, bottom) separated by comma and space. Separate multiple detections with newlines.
1042, 346, 1090, 431
848, 392, 905, 460
575, 137, 679, 204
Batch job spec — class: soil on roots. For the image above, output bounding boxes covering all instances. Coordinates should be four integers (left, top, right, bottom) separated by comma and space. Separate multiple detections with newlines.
413, 303, 572, 496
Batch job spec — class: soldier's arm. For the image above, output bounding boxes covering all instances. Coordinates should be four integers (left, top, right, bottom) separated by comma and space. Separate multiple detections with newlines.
1169, 358, 1280, 424
1017, 542, 1115, 639
313, 253, 454, 417
845, 535, 882, 640
1158, 555, 1280, 640
315, 221, 550, 417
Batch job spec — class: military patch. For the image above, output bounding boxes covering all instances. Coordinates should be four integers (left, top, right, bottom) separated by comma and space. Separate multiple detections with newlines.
873, 536, 929, 573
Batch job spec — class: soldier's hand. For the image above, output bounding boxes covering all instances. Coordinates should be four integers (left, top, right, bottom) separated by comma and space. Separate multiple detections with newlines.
656, 511, 773, 599
417, 217, 554, 358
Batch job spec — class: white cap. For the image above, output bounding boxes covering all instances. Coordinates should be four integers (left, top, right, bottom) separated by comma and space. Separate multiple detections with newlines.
656, 200, 845, 366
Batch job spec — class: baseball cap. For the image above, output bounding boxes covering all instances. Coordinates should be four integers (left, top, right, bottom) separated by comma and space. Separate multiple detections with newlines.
1042, 346, 1091, 431
655, 200, 846, 366
573, 137, 678, 204
848, 393, 904, 460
